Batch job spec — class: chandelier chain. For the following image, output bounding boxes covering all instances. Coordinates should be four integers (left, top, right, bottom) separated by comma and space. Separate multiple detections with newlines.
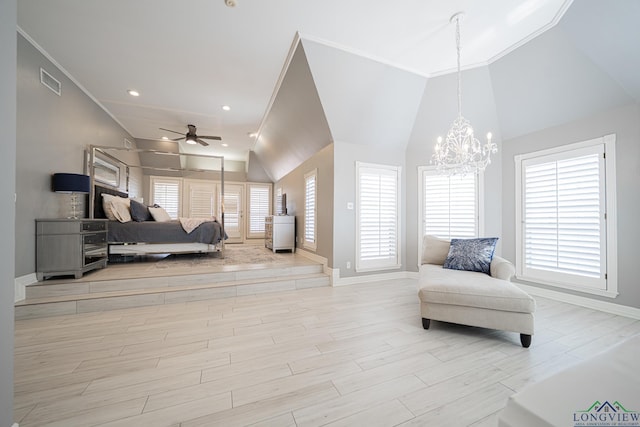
456, 15, 462, 118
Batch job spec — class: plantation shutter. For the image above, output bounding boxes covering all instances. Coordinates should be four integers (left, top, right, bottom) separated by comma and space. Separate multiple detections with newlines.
356, 163, 400, 271
275, 187, 282, 217
152, 179, 180, 219
423, 172, 477, 239
304, 171, 317, 249
248, 184, 270, 237
522, 145, 605, 288
224, 190, 240, 231
189, 187, 215, 218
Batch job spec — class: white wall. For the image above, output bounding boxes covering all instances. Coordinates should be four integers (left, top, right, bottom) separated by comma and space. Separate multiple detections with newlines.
501, 103, 640, 308
276, 144, 334, 265
16, 34, 142, 277
333, 141, 406, 278
1, 2, 17, 425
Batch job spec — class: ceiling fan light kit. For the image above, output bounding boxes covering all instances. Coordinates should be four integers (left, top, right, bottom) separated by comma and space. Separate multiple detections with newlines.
159, 124, 222, 147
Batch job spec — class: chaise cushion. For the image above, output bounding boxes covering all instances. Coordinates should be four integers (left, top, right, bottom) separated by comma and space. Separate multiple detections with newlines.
419, 264, 535, 314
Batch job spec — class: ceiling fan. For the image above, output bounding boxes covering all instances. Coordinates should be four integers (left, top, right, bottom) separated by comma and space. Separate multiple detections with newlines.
159, 124, 222, 146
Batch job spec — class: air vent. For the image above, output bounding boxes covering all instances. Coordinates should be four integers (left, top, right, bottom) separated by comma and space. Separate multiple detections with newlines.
40, 68, 61, 96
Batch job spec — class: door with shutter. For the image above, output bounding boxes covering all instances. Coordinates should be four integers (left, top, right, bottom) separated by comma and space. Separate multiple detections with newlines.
220, 184, 244, 243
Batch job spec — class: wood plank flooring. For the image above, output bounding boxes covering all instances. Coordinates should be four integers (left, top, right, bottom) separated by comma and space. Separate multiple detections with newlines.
14, 278, 640, 426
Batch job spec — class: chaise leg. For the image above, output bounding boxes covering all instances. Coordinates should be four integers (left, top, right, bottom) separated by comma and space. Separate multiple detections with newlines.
422, 318, 431, 330
520, 334, 532, 348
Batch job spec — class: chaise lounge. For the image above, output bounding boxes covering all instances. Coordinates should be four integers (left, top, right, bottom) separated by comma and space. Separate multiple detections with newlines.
418, 235, 536, 347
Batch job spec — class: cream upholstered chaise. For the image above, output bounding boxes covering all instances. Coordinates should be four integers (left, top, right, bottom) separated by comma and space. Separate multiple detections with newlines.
418, 235, 535, 347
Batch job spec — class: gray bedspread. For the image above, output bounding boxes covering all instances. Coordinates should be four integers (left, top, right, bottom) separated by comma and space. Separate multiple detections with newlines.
108, 220, 225, 245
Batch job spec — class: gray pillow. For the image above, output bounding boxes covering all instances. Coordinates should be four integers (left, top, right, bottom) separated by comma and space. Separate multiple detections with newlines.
443, 237, 498, 275
130, 199, 152, 222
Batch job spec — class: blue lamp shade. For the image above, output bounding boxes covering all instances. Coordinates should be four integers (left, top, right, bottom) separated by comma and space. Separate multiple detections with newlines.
52, 173, 90, 194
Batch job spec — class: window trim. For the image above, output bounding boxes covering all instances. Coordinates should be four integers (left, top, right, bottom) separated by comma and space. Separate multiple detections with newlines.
304, 169, 318, 251
417, 166, 484, 268
355, 161, 402, 273
514, 134, 617, 298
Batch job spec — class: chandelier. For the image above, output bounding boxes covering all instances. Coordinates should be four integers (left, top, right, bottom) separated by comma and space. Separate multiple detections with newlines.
432, 12, 497, 176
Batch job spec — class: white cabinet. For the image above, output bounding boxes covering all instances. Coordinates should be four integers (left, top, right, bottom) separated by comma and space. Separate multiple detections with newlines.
265, 215, 295, 253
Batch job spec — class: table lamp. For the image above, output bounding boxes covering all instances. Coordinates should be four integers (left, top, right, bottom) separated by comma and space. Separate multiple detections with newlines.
52, 173, 90, 219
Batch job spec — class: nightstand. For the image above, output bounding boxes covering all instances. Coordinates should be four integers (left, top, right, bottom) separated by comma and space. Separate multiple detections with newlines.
36, 218, 108, 281
265, 215, 295, 252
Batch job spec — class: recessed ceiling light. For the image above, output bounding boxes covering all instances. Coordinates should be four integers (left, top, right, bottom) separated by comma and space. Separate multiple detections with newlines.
221, 143, 229, 147
222, 105, 231, 111
161, 136, 169, 140
127, 89, 140, 97
247, 132, 257, 138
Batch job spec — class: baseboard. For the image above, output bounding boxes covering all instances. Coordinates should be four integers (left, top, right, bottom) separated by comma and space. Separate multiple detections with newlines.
14, 273, 37, 303
517, 283, 640, 320
334, 271, 419, 286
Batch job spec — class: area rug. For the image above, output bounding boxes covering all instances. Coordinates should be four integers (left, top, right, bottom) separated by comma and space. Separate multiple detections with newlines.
154, 245, 282, 269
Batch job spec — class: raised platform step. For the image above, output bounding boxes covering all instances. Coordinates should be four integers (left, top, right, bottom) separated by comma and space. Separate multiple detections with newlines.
16, 262, 329, 320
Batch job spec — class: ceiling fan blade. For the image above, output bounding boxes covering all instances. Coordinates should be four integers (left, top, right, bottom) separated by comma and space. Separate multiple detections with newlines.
171, 137, 185, 141
198, 135, 222, 141
196, 138, 210, 146
159, 127, 185, 136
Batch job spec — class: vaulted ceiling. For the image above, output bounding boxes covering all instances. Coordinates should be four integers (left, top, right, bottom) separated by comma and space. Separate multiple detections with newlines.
16, 0, 640, 181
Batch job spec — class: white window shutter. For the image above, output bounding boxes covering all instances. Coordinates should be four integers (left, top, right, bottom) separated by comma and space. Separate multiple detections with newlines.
189, 188, 215, 218
356, 163, 401, 271
523, 150, 604, 285
304, 171, 317, 249
152, 179, 181, 219
248, 184, 270, 238
423, 171, 477, 239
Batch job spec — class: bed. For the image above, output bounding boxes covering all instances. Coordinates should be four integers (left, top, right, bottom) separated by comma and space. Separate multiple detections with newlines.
88, 141, 228, 258
93, 185, 225, 256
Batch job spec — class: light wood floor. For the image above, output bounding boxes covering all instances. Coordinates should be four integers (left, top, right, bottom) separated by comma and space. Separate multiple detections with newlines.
14, 278, 640, 426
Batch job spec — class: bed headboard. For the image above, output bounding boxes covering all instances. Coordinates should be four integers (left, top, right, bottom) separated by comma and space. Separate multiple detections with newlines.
93, 185, 128, 219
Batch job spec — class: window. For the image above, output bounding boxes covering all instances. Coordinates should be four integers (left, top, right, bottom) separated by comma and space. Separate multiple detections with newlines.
275, 187, 283, 217
247, 184, 271, 239
187, 183, 216, 218
419, 167, 480, 242
150, 177, 182, 219
356, 162, 401, 272
304, 169, 317, 250
515, 134, 617, 297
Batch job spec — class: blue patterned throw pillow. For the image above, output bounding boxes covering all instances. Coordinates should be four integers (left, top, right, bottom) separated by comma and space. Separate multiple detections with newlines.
443, 237, 499, 275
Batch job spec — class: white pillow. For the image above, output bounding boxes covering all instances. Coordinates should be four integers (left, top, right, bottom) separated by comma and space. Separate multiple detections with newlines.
149, 206, 172, 222
102, 194, 130, 221
421, 235, 451, 265
110, 201, 132, 223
